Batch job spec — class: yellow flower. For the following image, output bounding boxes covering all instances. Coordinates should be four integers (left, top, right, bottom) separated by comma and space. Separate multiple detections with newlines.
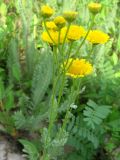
41, 29, 67, 45
64, 58, 93, 78
54, 16, 66, 28
41, 31, 53, 44
41, 5, 54, 18
86, 30, 110, 44
88, 2, 102, 14
42, 21, 57, 30
63, 25, 85, 41
63, 11, 78, 22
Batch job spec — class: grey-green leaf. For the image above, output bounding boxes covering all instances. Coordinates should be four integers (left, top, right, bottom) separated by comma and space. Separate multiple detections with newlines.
32, 51, 53, 107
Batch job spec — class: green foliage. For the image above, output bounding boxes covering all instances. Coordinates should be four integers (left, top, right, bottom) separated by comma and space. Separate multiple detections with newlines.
13, 111, 26, 129
13, 109, 48, 131
4, 86, 14, 111
25, 41, 38, 77
19, 139, 39, 160
0, 78, 14, 111
0, 0, 120, 160
0, 111, 15, 133
67, 115, 99, 148
8, 39, 21, 82
83, 100, 111, 129
0, 78, 4, 100
41, 127, 68, 159
32, 50, 53, 107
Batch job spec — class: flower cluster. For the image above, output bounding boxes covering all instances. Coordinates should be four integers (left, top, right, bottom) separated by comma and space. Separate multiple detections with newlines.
41, 5, 85, 45
40, 3, 110, 78
41, 25, 86, 44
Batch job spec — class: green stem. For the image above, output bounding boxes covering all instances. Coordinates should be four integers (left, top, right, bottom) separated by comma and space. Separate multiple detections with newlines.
43, 19, 56, 44
87, 44, 94, 60
53, 46, 58, 66
57, 74, 65, 105
57, 42, 74, 105
47, 45, 62, 134
74, 15, 95, 57
58, 78, 81, 138
65, 42, 73, 63
43, 20, 62, 55
58, 29, 61, 52
42, 39, 74, 160
61, 23, 71, 51
56, 29, 62, 68
42, 45, 60, 159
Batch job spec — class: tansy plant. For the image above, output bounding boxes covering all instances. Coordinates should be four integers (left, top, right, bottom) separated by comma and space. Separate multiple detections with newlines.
1, 1, 116, 160
39, 2, 110, 160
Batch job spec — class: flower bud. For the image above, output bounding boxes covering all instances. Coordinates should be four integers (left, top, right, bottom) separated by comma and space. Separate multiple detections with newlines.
42, 21, 57, 30
54, 16, 66, 29
41, 5, 54, 18
88, 2, 102, 14
63, 11, 78, 22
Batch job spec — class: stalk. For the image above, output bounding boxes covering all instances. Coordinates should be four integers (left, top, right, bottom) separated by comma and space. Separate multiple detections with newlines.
74, 15, 95, 57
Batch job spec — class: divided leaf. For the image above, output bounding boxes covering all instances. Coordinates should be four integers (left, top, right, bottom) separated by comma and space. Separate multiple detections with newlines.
19, 139, 39, 160
13, 111, 26, 129
32, 51, 53, 107
8, 39, 21, 82
83, 100, 111, 129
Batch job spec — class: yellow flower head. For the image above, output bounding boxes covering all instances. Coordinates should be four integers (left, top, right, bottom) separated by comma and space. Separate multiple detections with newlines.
41, 29, 67, 45
86, 30, 110, 44
88, 2, 102, 14
64, 58, 93, 78
63, 11, 78, 22
63, 25, 85, 41
42, 21, 57, 30
54, 16, 66, 28
41, 5, 54, 18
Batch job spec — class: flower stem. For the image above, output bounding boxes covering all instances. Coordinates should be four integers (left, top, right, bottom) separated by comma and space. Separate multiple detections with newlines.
58, 28, 61, 52
43, 19, 56, 44
74, 15, 95, 57
61, 23, 71, 51
57, 78, 81, 138
57, 42, 74, 105
87, 44, 94, 60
